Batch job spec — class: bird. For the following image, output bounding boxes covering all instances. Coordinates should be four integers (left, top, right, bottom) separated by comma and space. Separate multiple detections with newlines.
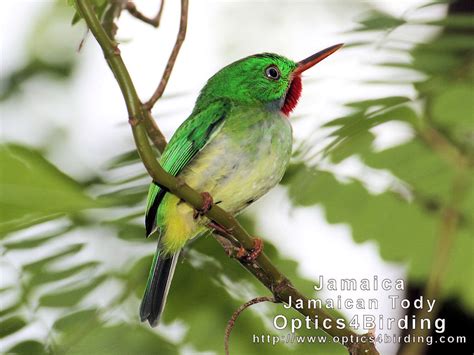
140, 43, 343, 327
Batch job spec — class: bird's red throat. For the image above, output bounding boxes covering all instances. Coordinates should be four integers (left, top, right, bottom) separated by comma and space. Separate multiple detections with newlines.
281, 75, 302, 117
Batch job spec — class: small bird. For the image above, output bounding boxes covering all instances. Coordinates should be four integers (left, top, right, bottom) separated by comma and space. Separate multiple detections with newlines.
140, 44, 343, 326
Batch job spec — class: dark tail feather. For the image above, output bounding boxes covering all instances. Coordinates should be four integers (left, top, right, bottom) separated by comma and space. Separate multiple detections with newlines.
140, 247, 179, 327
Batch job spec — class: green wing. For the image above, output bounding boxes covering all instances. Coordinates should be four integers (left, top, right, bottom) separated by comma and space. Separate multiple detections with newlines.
145, 99, 231, 236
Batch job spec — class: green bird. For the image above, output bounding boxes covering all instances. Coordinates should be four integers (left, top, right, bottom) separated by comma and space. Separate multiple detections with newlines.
140, 44, 343, 326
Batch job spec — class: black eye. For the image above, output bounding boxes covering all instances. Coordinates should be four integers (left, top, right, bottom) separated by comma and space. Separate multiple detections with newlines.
265, 65, 281, 80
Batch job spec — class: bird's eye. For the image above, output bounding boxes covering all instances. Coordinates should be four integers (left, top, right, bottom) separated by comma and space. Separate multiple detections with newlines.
265, 65, 281, 80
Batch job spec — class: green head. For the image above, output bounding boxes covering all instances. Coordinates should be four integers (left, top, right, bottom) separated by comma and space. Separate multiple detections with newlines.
195, 44, 343, 116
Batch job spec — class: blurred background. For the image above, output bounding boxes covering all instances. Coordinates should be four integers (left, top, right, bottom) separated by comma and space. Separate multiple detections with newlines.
1, 0, 472, 354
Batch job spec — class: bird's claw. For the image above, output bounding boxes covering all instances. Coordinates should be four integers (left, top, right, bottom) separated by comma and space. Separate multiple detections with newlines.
193, 192, 213, 219
237, 238, 263, 262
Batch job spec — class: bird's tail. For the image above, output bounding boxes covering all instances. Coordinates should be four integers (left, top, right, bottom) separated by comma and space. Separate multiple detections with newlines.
140, 245, 179, 327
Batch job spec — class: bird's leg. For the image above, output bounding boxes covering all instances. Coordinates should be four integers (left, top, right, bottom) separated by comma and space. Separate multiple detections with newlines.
193, 192, 213, 219
236, 238, 264, 263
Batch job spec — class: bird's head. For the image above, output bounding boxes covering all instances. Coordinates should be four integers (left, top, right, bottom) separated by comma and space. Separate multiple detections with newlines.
195, 44, 343, 117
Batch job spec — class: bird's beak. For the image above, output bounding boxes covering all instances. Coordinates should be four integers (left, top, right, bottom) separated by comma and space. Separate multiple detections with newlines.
293, 43, 344, 75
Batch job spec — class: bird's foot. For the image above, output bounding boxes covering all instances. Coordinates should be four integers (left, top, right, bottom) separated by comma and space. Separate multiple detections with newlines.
193, 192, 213, 219
207, 221, 263, 262
237, 238, 263, 263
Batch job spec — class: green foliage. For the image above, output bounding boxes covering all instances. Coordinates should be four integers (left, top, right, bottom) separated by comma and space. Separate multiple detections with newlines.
6, 341, 48, 355
0, 316, 27, 339
282, 165, 473, 309
287, 1, 474, 313
354, 10, 406, 31
51, 309, 178, 354
0, 145, 97, 235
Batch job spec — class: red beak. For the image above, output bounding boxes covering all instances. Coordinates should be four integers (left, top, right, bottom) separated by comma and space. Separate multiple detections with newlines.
293, 43, 344, 75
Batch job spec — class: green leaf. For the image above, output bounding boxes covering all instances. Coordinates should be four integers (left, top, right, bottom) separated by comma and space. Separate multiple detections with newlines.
39, 275, 106, 308
6, 341, 47, 355
320, 104, 418, 162
0, 145, 97, 235
345, 96, 411, 110
30, 261, 99, 287
355, 10, 406, 31
23, 244, 84, 272
53, 308, 98, 332
0, 303, 21, 318
0, 316, 27, 338
3, 226, 72, 250
71, 11, 82, 25
329, 131, 375, 163
106, 149, 141, 170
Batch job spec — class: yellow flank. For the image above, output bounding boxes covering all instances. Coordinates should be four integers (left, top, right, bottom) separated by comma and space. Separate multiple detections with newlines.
161, 195, 201, 253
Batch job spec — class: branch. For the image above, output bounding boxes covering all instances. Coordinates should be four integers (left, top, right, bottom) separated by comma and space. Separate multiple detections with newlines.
75, 1, 379, 354
143, 109, 167, 153
126, 0, 165, 28
144, 0, 188, 110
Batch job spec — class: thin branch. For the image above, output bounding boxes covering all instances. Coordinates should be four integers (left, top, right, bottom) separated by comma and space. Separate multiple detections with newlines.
126, 0, 165, 28
144, 0, 188, 110
75, 1, 379, 354
225, 297, 278, 355
143, 110, 167, 153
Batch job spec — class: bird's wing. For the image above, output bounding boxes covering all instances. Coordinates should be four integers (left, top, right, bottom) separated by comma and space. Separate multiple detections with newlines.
145, 99, 232, 236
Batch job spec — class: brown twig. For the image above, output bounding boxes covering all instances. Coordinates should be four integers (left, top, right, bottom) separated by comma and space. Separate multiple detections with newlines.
126, 0, 165, 27
144, 0, 188, 110
225, 297, 278, 355
143, 109, 167, 153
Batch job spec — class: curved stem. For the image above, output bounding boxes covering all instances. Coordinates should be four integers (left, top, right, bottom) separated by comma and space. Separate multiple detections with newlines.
225, 297, 278, 355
